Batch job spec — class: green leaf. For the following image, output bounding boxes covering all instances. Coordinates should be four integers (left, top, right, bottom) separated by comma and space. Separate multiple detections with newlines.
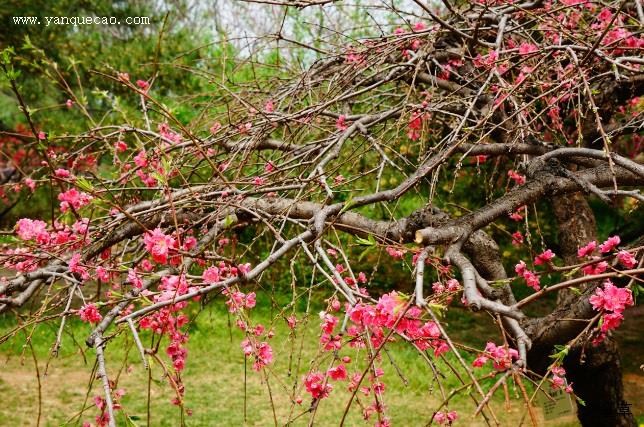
124, 414, 140, 427
222, 214, 236, 228
355, 235, 375, 246
357, 248, 371, 262
563, 267, 579, 278
76, 177, 94, 192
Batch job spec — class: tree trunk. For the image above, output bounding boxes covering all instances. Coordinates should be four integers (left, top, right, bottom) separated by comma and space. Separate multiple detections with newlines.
564, 335, 635, 427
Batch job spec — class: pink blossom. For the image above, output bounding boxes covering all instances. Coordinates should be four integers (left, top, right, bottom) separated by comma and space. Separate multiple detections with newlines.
136, 79, 149, 90
358, 272, 367, 283
433, 412, 447, 424
589, 280, 633, 314
336, 115, 348, 131
616, 250, 636, 268
446, 279, 460, 292
508, 170, 526, 185
511, 231, 523, 246
407, 111, 423, 141
601, 312, 624, 332
599, 235, 620, 253
534, 249, 556, 265
253, 342, 273, 371
158, 123, 182, 143
69, 253, 90, 281
127, 269, 143, 288
253, 176, 265, 186
264, 100, 275, 113
304, 372, 333, 399
66, 99, 74, 108
58, 189, 92, 212
240, 338, 253, 355
472, 355, 488, 367
432, 282, 445, 293
484, 342, 519, 370
264, 162, 274, 173
581, 260, 608, 275
509, 207, 524, 221
577, 240, 597, 257
597, 8, 613, 23
286, 315, 297, 329
37, 131, 46, 140
552, 366, 566, 376
209, 122, 222, 134
24, 178, 36, 192
320, 333, 342, 351
96, 266, 110, 282
72, 218, 89, 236
238, 122, 252, 134
134, 150, 148, 168
202, 266, 220, 283
413, 22, 426, 31
551, 375, 565, 389
518, 43, 538, 55
54, 168, 71, 178
140, 259, 153, 272
372, 381, 385, 395
327, 364, 347, 380
515, 260, 527, 276
386, 246, 405, 259
78, 303, 102, 323
244, 292, 256, 308
523, 270, 541, 291
115, 140, 127, 152
143, 228, 176, 264
15, 218, 50, 244
320, 312, 339, 334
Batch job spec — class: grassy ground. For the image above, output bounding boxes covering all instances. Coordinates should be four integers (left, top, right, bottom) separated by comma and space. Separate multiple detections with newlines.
0, 294, 638, 426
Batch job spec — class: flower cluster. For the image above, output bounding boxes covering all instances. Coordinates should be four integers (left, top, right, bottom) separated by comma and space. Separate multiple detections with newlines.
223, 288, 256, 313
78, 303, 102, 323
514, 261, 540, 291
15, 218, 50, 244
589, 279, 633, 344
304, 371, 333, 399
577, 236, 630, 275
143, 228, 177, 264
472, 342, 519, 370
58, 189, 93, 212
507, 170, 526, 185
550, 366, 572, 392
347, 291, 448, 355
241, 337, 273, 371
433, 410, 458, 425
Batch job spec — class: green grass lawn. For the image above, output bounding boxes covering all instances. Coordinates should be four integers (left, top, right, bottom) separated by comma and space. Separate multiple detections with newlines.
0, 294, 583, 426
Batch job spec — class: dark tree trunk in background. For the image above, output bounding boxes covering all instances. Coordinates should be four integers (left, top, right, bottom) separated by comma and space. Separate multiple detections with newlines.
525, 193, 636, 426
564, 336, 635, 427
551, 192, 597, 306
